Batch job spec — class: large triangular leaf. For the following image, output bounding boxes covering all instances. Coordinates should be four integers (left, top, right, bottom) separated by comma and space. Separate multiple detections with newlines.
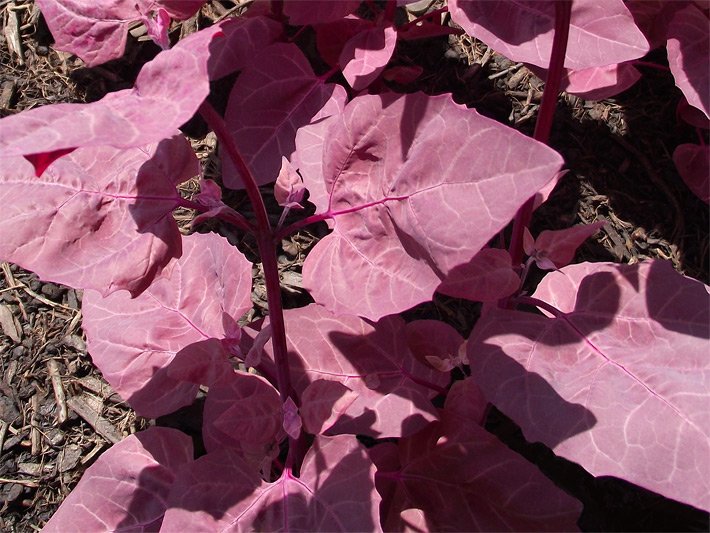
0, 135, 196, 295
82, 232, 253, 418
468, 260, 710, 510
162, 435, 380, 531
301, 92, 562, 319
223, 43, 347, 187
44, 427, 194, 532
449, 0, 649, 70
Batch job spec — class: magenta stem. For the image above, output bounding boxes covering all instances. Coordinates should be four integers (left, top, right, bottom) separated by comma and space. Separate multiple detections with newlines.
275, 195, 408, 241
507, 1, 572, 274
199, 102, 294, 404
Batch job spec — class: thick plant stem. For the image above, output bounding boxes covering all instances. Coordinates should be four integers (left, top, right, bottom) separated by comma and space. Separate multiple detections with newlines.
199, 102, 294, 406
507, 1, 572, 272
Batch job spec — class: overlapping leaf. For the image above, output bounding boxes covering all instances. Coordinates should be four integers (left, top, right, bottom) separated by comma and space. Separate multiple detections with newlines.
162, 436, 380, 531
35, 0, 207, 66
0, 17, 279, 168
82, 232, 253, 418
468, 260, 710, 510
339, 25, 397, 91
44, 427, 194, 532
301, 92, 563, 319
449, 0, 648, 70
263, 304, 449, 438
223, 43, 347, 187
0, 135, 196, 295
284, 0, 362, 25
372, 402, 582, 531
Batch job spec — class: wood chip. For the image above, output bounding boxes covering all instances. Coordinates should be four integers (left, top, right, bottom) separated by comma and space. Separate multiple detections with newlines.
0, 303, 21, 342
57, 444, 82, 472
67, 395, 122, 444
3, 2, 24, 65
47, 360, 68, 423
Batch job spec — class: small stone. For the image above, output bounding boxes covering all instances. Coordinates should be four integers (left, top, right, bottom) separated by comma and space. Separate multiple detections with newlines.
0, 483, 23, 504
11, 345, 25, 358
44, 342, 58, 355
40, 283, 64, 300
44, 428, 65, 447
29, 279, 41, 292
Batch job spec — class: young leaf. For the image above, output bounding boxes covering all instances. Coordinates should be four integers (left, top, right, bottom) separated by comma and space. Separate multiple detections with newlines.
81, 232, 253, 418
163, 436, 380, 531
203, 371, 283, 467
449, 0, 649, 70
339, 25, 398, 92
223, 43, 347, 187
302, 92, 563, 319
274, 157, 306, 209
0, 135, 196, 296
43, 427, 193, 532
468, 260, 710, 510
528, 222, 605, 270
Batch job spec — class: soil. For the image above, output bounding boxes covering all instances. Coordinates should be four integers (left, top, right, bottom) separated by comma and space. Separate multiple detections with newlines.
0, 1, 708, 531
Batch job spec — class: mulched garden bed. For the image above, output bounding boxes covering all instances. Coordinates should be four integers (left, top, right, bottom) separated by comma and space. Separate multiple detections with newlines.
0, 1, 707, 531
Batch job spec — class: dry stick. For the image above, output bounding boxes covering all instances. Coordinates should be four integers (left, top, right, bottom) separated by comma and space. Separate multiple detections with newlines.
30, 393, 40, 455
47, 360, 68, 424
0, 420, 7, 453
0, 477, 38, 488
67, 395, 122, 444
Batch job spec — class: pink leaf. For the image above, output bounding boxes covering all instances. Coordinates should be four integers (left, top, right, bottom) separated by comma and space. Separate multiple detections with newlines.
143, 8, 172, 50
34, 0, 205, 66
673, 143, 710, 204
373, 422, 582, 531
442, 377, 488, 430
677, 97, 710, 130
382, 65, 424, 84
301, 380, 358, 435
283, 397, 302, 439
339, 25, 398, 92
437, 248, 521, 302
468, 260, 710, 510
223, 43, 347, 187
0, 17, 279, 160
0, 135, 196, 296
531, 222, 605, 269
560, 63, 641, 99
271, 304, 450, 438
302, 92, 562, 320
274, 157, 306, 208
44, 427, 193, 532
449, 0, 649, 70
81, 232, 253, 418
667, 3, 710, 119
244, 323, 272, 368
163, 436, 380, 531
203, 372, 283, 466
284, 0, 362, 25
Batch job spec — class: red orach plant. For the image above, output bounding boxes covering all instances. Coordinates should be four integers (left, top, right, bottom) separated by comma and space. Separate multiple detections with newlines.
0, 0, 707, 530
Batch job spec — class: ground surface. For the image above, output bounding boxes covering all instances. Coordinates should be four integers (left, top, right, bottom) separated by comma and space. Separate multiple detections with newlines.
0, 1, 708, 531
